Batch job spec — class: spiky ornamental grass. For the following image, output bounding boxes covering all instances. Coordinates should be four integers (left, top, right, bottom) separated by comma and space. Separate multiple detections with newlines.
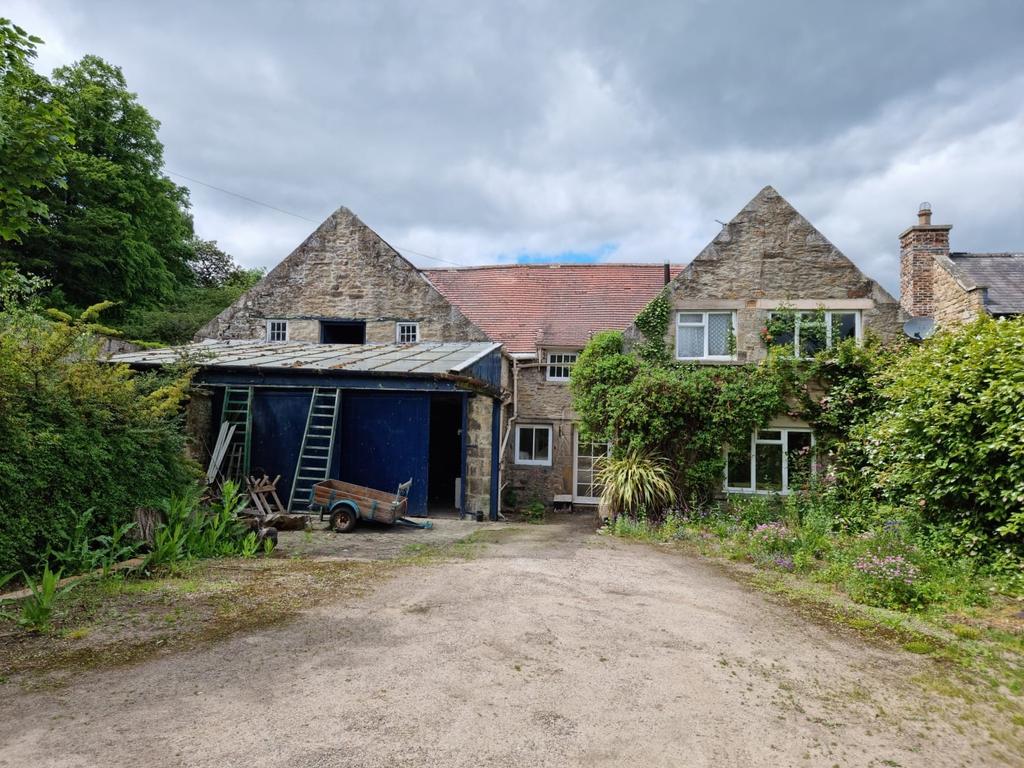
597, 448, 676, 520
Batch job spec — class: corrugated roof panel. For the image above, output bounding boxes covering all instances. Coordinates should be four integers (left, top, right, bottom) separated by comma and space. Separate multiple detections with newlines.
110, 341, 502, 381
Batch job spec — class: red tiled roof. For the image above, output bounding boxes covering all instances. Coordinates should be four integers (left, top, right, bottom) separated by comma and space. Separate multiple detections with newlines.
423, 264, 683, 354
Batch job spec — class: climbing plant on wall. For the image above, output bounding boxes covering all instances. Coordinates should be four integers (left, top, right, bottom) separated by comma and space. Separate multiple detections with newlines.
570, 330, 802, 513
632, 292, 672, 364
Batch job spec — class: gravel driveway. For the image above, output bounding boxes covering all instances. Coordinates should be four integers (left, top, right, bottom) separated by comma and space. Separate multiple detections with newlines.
0, 519, 1014, 767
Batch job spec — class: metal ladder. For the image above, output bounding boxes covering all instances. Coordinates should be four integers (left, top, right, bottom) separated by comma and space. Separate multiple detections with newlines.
220, 386, 253, 482
287, 387, 341, 512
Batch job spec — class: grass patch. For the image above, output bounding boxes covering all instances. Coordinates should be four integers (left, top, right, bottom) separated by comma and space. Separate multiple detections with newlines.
2, 555, 401, 689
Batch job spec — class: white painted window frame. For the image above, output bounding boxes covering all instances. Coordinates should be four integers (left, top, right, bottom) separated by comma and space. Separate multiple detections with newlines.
675, 311, 736, 361
724, 428, 815, 495
515, 424, 553, 466
395, 321, 419, 343
545, 349, 579, 382
573, 427, 611, 504
767, 310, 862, 358
266, 319, 289, 342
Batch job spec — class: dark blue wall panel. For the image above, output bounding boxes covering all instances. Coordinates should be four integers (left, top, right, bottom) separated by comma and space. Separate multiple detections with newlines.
338, 391, 430, 516
250, 388, 311, 503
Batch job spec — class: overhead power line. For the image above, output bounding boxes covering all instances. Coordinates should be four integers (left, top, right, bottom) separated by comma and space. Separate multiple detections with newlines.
166, 169, 465, 268
167, 169, 320, 224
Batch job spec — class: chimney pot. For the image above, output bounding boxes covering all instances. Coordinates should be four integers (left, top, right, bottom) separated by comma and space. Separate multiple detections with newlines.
918, 202, 932, 226
663, 263, 671, 285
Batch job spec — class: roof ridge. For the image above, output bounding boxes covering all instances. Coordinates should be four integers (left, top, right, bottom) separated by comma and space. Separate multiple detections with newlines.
422, 262, 686, 272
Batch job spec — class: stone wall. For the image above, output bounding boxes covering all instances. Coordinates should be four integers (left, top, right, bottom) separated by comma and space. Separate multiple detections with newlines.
931, 259, 986, 327
502, 360, 579, 507
196, 207, 488, 344
463, 394, 495, 516
184, 388, 214, 467
630, 186, 903, 359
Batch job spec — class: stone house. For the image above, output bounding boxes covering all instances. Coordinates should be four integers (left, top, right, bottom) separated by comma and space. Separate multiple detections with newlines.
899, 203, 1024, 328
185, 206, 673, 517
424, 264, 681, 508
624, 186, 903, 495
144, 184, 910, 513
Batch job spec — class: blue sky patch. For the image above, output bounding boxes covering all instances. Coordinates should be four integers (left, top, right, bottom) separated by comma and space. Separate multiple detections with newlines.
510, 242, 619, 265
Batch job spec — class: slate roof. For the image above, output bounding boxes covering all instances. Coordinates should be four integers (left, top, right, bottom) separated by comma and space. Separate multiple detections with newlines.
110, 340, 501, 377
947, 252, 1024, 315
422, 264, 682, 354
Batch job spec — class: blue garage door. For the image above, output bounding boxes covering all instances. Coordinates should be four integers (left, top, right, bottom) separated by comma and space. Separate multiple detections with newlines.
338, 391, 430, 516
249, 388, 311, 504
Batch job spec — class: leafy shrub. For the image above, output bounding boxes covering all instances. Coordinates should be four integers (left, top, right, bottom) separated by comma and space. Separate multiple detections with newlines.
572, 330, 798, 506
730, 494, 785, 529
141, 481, 256, 572
857, 316, 1024, 559
48, 507, 140, 577
848, 554, 924, 610
749, 522, 797, 555
523, 501, 545, 524
0, 278, 196, 575
3, 565, 77, 632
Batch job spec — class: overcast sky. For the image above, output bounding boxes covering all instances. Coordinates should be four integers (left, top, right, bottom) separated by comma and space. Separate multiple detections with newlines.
9, 1, 1024, 293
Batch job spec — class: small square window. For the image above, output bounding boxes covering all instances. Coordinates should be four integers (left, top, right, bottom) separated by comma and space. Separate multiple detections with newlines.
396, 322, 419, 343
267, 319, 288, 342
516, 425, 552, 466
676, 312, 735, 360
546, 351, 578, 381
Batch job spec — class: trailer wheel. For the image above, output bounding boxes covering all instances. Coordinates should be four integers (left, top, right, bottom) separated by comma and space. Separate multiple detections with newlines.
329, 505, 358, 533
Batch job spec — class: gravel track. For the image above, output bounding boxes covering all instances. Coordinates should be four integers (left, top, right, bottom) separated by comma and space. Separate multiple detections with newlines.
0, 519, 1013, 767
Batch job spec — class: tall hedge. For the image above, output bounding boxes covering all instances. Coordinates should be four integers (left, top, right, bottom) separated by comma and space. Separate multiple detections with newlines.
858, 316, 1024, 555
0, 273, 196, 574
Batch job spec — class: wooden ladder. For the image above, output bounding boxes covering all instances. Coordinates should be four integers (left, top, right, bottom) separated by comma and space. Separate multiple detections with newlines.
220, 386, 253, 482
287, 387, 341, 512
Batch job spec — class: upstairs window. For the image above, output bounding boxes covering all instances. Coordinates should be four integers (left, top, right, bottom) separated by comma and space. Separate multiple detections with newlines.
676, 312, 735, 360
546, 351, 578, 382
267, 319, 288, 342
396, 322, 419, 343
516, 424, 552, 466
320, 320, 366, 344
764, 310, 860, 358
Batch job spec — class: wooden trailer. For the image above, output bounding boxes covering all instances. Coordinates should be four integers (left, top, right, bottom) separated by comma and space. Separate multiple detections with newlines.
308, 478, 432, 533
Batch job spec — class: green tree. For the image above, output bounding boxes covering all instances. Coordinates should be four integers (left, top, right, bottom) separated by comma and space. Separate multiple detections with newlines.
0, 18, 73, 242
4, 54, 195, 309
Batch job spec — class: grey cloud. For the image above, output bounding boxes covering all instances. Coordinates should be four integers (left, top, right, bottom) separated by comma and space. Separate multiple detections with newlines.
9, 0, 1024, 293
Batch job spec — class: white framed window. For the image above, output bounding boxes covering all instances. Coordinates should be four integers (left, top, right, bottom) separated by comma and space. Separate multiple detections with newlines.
266, 319, 288, 342
676, 311, 735, 360
546, 350, 578, 382
396, 322, 419, 343
725, 428, 815, 494
515, 424, 553, 466
767, 310, 860, 358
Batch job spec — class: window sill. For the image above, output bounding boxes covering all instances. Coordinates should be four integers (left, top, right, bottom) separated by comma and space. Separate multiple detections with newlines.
515, 460, 553, 467
676, 356, 739, 364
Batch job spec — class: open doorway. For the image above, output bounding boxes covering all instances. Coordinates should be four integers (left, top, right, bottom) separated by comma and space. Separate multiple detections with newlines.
428, 395, 462, 514
320, 320, 366, 344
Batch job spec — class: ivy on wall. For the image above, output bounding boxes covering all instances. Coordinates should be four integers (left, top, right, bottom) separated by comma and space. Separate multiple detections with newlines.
570, 329, 802, 512
632, 292, 672, 364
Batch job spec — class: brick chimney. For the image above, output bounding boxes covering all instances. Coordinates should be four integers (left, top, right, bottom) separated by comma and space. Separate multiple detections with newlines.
899, 202, 951, 317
